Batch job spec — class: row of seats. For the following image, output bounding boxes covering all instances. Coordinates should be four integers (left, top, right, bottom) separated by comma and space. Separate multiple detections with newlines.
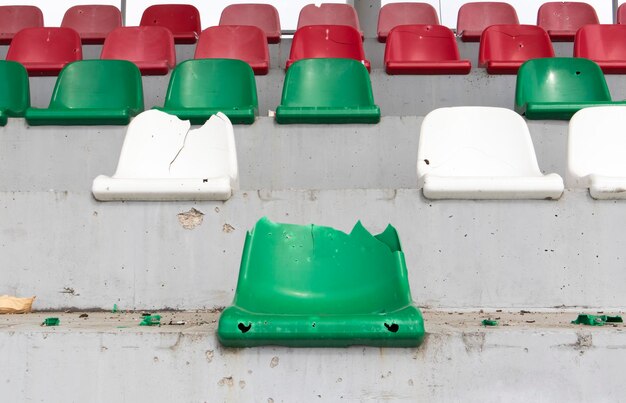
2, 56, 625, 125
0, 58, 378, 126
0, 4, 279, 45
85, 105, 626, 204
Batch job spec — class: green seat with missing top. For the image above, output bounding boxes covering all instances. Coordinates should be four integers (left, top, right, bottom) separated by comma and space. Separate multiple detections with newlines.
25, 60, 143, 125
0, 60, 30, 126
155, 59, 257, 125
218, 217, 425, 347
515, 57, 626, 120
275, 58, 380, 124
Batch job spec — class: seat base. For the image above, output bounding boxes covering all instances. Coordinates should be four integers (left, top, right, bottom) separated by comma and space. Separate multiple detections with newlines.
385, 61, 471, 75
286, 59, 370, 73
422, 174, 564, 200
593, 61, 626, 75
518, 101, 626, 120
25, 108, 133, 125
218, 305, 425, 347
589, 175, 626, 200
92, 176, 233, 201
547, 30, 576, 42
0, 111, 6, 126
172, 32, 198, 44
21, 62, 70, 77
275, 106, 380, 124
459, 30, 482, 42
154, 107, 256, 125
486, 61, 523, 75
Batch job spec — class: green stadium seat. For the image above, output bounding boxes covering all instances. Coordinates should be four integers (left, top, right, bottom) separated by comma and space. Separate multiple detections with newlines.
218, 217, 425, 347
515, 57, 626, 120
155, 59, 257, 125
0, 61, 30, 126
276, 58, 380, 124
25, 60, 143, 126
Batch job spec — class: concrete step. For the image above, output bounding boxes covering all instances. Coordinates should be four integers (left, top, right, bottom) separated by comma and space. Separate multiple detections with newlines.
1, 310, 624, 402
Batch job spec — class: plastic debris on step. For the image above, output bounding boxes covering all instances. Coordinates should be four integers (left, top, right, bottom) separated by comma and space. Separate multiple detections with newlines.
139, 315, 161, 326
482, 319, 498, 326
0, 295, 35, 314
41, 317, 60, 326
571, 314, 623, 326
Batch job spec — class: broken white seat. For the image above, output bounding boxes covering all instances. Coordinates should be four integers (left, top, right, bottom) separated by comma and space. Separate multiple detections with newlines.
417, 106, 564, 200
568, 106, 626, 199
92, 110, 238, 201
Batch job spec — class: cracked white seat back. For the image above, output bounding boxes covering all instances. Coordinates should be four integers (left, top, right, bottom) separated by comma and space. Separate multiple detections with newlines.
417, 106, 563, 199
568, 106, 626, 199
92, 109, 238, 201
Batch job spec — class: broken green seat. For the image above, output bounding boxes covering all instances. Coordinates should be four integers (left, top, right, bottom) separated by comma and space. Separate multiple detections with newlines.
275, 58, 380, 124
218, 217, 425, 347
0, 60, 30, 126
155, 59, 257, 125
515, 57, 626, 120
25, 60, 143, 125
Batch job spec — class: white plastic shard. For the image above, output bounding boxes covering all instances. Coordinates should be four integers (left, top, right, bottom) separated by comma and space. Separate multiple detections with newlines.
92, 110, 238, 201
568, 106, 626, 200
417, 106, 564, 200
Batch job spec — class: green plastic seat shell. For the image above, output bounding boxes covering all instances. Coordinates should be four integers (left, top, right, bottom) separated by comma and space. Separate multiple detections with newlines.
0, 60, 30, 125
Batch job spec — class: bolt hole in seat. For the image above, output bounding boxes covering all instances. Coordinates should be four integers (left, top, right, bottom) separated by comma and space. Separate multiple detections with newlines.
417, 106, 564, 199
218, 217, 425, 347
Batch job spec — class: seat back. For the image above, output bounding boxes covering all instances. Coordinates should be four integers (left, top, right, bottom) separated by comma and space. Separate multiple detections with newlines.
457, 2, 519, 37
479, 25, 554, 65
385, 24, 461, 62
48, 60, 143, 112
377, 2, 439, 41
538, 2, 598, 33
280, 58, 375, 108
61, 5, 121, 44
164, 59, 257, 110
515, 58, 611, 106
0, 61, 30, 117
232, 217, 411, 315
219, 4, 281, 43
6, 27, 82, 67
114, 110, 237, 183
0, 6, 43, 44
568, 106, 626, 185
417, 107, 543, 183
101, 26, 176, 68
139, 4, 201, 43
194, 26, 268, 66
288, 25, 366, 65
574, 24, 626, 61
297, 3, 361, 32
619, 3, 626, 24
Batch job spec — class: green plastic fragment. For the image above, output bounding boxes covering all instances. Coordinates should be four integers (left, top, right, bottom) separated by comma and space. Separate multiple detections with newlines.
139, 315, 161, 326
482, 319, 498, 326
42, 317, 60, 326
571, 314, 623, 326
515, 58, 626, 120
276, 58, 381, 124
112, 304, 118, 313
218, 217, 425, 347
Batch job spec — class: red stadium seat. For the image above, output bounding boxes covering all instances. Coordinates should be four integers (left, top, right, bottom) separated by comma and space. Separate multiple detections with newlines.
479, 25, 554, 74
287, 25, 369, 71
377, 2, 439, 42
195, 26, 269, 75
101, 26, 176, 75
384, 25, 471, 75
619, 4, 626, 24
61, 5, 122, 44
219, 4, 281, 44
6, 27, 82, 76
537, 2, 599, 41
297, 3, 361, 36
574, 24, 626, 74
456, 2, 519, 42
140, 4, 201, 44
0, 6, 43, 45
